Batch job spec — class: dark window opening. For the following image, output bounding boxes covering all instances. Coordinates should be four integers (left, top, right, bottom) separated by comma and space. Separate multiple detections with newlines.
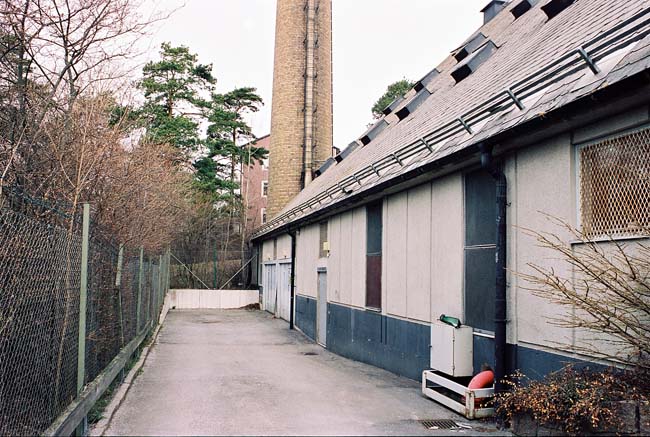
395, 106, 410, 121
464, 169, 496, 331
511, 0, 538, 19
366, 201, 383, 309
541, 0, 576, 20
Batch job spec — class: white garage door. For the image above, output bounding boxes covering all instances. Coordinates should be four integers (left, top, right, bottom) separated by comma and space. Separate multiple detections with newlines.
262, 262, 292, 322
277, 262, 291, 321
263, 263, 277, 314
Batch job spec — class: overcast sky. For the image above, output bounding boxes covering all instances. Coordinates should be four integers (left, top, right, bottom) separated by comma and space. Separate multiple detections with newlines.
143, 0, 488, 149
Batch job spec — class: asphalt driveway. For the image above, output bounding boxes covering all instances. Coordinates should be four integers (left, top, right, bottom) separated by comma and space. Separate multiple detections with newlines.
102, 309, 505, 436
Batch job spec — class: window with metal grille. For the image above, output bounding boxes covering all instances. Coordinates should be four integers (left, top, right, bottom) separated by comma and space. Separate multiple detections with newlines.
580, 128, 650, 238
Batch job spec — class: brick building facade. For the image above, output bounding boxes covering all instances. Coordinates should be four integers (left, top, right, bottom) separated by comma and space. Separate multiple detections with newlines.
241, 135, 270, 234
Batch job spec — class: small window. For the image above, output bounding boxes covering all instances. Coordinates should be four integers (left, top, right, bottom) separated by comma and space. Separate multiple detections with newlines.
366, 201, 383, 309
261, 208, 267, 225
262, 180, 269, 197
319, 222, 329, 258
579, 128, 650, 239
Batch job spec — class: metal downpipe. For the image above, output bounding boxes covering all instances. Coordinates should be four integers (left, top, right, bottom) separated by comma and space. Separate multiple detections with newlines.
288, 230, 296, 330
479, 143, 507, 398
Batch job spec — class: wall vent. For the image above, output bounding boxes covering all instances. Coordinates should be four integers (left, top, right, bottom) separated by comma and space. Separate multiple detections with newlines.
454, 32, 487, 63
481, 0, 507, 24
511, 0, 539, 19
314, 157, 335, 177
541, 0, 576, 20
396, 88, 432, 121
334, 141, 359, 163
451, 40, 497, 84
360, 120, 389, 146
382, 95, 405, 116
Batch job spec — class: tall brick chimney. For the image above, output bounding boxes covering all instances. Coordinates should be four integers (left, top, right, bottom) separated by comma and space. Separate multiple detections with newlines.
267, 0, 333, 218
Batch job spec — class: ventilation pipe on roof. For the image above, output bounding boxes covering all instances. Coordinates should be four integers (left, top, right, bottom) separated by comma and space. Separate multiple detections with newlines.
481, 0, 508, 24
479, 143, 507, 407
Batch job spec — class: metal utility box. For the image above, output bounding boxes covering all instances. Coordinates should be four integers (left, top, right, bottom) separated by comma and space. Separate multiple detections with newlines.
430, 321, 473, 377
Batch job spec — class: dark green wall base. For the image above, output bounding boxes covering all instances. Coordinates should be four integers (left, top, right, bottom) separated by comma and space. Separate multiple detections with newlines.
326, 303, 430, 380
302, 301, 601, 382
472, 335, 602, 380
295, 295, 317, 341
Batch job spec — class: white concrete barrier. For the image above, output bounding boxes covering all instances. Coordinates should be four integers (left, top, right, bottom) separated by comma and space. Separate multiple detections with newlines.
168, 289, 259, 309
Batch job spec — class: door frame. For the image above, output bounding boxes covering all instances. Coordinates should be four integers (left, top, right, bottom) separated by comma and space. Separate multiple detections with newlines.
316, 267, 327, 347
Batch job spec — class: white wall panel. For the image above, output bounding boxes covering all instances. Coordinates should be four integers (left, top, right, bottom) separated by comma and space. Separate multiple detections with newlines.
328, 215, 341, 302
350, 207, 367, 308
276, 234, 292, 261
431, 173, 464, 322
385, 191, 408, 317
406, 184, 432, 322
262, 239, 275, 262
514, 134, 575, 348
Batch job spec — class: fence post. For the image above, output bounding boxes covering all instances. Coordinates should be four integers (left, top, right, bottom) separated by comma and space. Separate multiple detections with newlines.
158, 254, 163, 316
76, 203, 90, 436
137, 246, 143, 333
115, 244, 125, 348
166, 248, 171, 294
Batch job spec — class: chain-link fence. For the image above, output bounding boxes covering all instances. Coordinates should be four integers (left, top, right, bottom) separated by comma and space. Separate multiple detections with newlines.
170, 247, 254, 290
0, 192, 170, 436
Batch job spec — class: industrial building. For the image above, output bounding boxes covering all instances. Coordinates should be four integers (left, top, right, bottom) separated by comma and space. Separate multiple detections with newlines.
253, 0, 650, 388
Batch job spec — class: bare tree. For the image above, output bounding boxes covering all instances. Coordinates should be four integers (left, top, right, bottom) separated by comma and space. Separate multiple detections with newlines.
519, 216, 650, 369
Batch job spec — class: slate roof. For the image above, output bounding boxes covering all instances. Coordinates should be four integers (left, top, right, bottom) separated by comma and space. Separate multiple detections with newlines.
254, 0, 650, 239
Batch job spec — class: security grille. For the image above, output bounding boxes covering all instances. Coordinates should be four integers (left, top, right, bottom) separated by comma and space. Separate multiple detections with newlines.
580, 128, 650, 239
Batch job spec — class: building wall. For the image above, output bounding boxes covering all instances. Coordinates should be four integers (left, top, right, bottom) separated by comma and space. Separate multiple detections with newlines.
267, 0, 333, 218
327, 207, 366, 308
261, 234, 292, 263
295, 223, 320, 299
242, 135, 270, 233
258, 104, 650, 380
